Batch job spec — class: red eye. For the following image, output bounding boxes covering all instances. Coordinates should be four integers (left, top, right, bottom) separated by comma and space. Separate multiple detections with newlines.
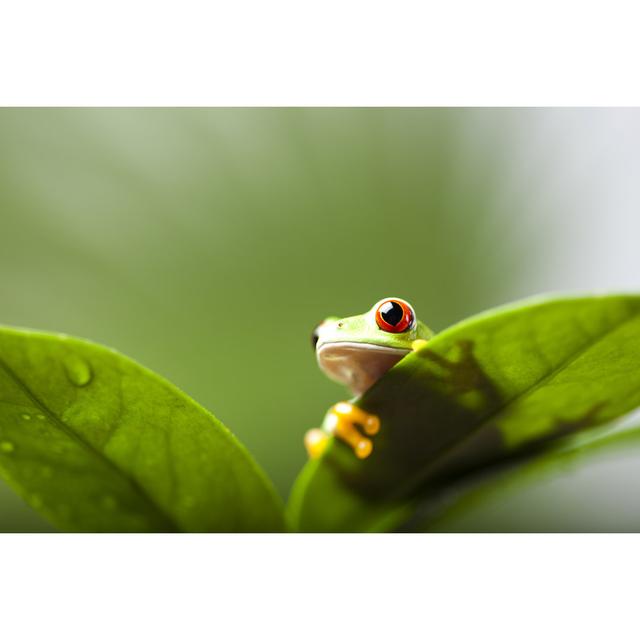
375, 299, 415, 333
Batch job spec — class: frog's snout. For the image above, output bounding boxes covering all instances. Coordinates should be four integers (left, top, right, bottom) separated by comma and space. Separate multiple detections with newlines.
311, 324, 321, 351
311, 316, 340, 352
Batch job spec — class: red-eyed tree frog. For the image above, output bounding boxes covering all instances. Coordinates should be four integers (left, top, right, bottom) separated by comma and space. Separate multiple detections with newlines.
305, 298, 434, 460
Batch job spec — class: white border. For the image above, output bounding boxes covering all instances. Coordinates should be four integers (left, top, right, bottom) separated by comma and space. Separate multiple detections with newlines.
0, 534, 635, 640
1, 3, 635, 638
2, 1, 640, 105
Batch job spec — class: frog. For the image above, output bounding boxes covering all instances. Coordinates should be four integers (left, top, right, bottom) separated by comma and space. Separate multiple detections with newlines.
305, 297, 434, 460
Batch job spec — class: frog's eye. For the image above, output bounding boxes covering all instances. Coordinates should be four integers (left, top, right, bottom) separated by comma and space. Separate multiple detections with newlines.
375, 299, 415, 333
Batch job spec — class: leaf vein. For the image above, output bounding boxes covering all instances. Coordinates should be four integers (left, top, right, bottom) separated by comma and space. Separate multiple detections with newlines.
0, 357, 179, 532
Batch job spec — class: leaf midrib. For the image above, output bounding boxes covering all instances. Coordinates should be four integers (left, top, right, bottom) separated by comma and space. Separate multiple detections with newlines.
0, 357, 179, 532
381, 305, 640, 519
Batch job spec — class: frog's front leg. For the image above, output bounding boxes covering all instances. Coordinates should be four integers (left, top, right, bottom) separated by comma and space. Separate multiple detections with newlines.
304, 402, 380, 460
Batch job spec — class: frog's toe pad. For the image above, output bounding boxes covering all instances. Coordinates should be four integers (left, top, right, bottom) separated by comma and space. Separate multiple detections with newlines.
411, 339, 429, 352
355, 438, 373, 459
333, 402, 380, 435
304, 428, 330, 459
362, 414, 380, 436
330, 402, 379, 459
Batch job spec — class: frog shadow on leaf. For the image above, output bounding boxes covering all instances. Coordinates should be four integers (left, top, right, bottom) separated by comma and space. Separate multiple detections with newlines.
397, 401, 610, 531
325, 339, 505, 496
325, 339, 610, 501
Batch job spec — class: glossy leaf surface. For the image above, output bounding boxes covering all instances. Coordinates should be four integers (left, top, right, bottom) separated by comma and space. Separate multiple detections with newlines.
0, 328, 285, 532
289, 295, 640, 532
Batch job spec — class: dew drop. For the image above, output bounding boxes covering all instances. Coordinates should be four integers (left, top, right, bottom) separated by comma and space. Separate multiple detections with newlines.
21, 413, 31, 421
0, 441, 15, 453
36, 414, 46, 421
64, 355, 92, 387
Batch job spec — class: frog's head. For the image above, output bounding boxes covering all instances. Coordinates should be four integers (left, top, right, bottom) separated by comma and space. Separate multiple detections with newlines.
311, 297, 434, 395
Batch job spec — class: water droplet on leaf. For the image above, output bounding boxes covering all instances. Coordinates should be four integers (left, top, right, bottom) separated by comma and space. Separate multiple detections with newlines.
0, 441, 15, 453
36, 414, 46, 421
21, 413, 31, 421
64, 355, 92, 387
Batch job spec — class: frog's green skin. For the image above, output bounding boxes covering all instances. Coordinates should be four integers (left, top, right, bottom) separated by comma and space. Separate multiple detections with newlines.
313, 298, 433, 396
306, 298, 433, 459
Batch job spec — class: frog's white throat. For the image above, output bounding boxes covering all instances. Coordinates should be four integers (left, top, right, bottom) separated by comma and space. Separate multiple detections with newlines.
316, 341, 410, 396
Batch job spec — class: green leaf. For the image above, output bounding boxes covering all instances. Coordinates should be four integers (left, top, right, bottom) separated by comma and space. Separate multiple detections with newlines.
417, 419, 640, 532
0, 327, 285, 532
289, 294, 640, 532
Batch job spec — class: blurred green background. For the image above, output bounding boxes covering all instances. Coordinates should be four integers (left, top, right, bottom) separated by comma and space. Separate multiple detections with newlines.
1, 108, 638, 531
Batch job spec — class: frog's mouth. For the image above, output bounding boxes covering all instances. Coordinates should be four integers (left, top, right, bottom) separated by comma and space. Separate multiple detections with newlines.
317, 341, 410, 396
